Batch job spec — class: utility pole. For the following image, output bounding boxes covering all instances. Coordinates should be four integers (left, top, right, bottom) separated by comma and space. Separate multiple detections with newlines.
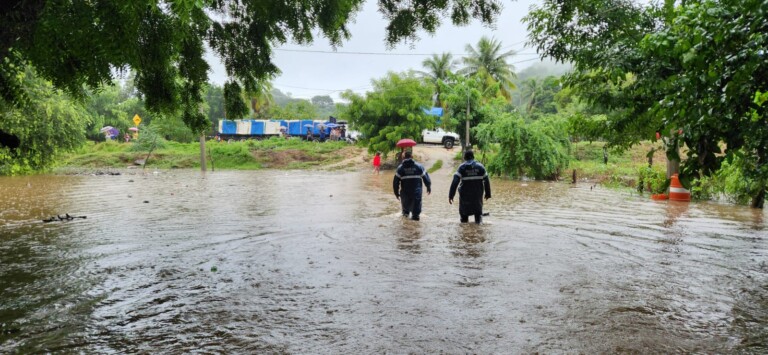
465, 93, 470, 150
199, 134, 207, 172
199, 105, 207, 172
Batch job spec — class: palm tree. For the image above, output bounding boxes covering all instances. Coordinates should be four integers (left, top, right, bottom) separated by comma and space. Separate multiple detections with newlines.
460, 36, 517, 101
522, 78, 540, 113
249, 79, 274, 118
416, 52, 456, 107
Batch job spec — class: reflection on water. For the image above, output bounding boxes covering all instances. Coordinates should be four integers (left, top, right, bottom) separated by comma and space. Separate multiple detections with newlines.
1, 171, 767, 353
394, 218, 423, 254
663, 200, 690, 227
451, 224, 487, 259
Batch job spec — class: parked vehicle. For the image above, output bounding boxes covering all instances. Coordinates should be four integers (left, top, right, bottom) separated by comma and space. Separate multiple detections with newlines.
218, 119, 331, 141
422, 128, 460, 149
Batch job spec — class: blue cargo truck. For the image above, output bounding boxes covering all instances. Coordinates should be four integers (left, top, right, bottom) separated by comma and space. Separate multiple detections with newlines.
218, 119, 331, 140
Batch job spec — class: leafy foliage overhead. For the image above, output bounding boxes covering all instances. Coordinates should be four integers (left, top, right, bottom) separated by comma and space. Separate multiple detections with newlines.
223, 81, 249, 120
525, 0, 768, 207
1, 0, 505, 133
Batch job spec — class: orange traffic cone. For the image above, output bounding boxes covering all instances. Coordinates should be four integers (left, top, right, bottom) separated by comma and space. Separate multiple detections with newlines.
668, 173, 691, 202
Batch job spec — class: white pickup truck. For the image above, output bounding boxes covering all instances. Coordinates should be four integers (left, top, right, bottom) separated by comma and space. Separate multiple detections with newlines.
421, 128, 460, 149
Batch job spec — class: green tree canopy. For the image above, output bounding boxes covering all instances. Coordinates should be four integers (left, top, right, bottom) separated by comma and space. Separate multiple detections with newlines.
341, 72, 433, 155
223, 81, 249, 120
440, 72, 503, 146
311, 95, 334, 110
269, 100, 318, 120
84, 80, 149, 141
204, 84, 225, 130
520, 76, 562, 115
311, 95, 336, 118
0, 68, 90, 174
525, 0, 768, 207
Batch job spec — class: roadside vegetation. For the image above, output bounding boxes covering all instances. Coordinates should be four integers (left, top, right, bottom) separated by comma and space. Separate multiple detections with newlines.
58, 138, 360, 172
427, 159, 443, 174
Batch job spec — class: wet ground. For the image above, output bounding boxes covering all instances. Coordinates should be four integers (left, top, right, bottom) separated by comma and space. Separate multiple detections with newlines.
1, 167, 767, 353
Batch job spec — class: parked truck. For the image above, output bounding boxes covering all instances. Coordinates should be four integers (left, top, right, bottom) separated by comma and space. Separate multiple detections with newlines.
218, 119, 357, 142
218, 119, 329, 140
421, 128, 460, 149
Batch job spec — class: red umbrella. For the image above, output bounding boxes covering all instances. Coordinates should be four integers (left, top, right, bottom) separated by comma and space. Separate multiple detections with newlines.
396, 138, 417, 148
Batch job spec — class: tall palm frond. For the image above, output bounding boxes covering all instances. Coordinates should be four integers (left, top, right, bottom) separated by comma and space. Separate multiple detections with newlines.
522, 78, 540, 113
460, 36, 517, 101
250, 79, 274, 118
415, 52, 456, 107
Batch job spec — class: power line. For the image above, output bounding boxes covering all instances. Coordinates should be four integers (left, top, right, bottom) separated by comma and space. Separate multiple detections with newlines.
512, 57, 543, 64
274, 48, 539, 56
275, 85, 336, 92
273, 56, 549, 96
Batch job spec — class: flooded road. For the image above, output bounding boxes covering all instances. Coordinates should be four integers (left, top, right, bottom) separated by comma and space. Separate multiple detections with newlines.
1, 169, 767, 353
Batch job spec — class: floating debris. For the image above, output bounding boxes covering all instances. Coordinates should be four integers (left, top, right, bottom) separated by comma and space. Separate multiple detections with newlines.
42, 214, 87, 222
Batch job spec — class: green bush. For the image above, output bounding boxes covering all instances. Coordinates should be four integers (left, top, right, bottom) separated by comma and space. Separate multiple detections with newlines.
130, 125, 166, 152
714, 156, 754, 205
690, 175, 718, 201
476, 113, 571, 180
637, 166, 669, 194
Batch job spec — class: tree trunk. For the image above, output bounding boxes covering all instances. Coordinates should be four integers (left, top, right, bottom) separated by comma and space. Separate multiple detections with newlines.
666, 159, 679, 179
666, 135, 680, 179
664, 130, 681, 178
464, 98, 470, 150
199, 134, 207, 172
751, 188, 765, 209
751, 145, 766, 209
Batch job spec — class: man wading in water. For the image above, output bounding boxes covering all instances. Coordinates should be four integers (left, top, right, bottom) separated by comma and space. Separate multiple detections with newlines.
393, 150, 431, 221
449, 150, 491, 223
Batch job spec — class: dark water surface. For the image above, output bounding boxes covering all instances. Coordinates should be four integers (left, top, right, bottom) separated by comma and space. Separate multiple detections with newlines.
1, 170, 766, 353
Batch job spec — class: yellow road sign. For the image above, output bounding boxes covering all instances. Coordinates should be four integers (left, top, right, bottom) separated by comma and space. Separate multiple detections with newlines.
133, 114, 142, 126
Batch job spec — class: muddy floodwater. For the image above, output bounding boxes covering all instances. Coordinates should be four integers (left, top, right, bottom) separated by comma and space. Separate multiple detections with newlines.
1, 169, 767, 353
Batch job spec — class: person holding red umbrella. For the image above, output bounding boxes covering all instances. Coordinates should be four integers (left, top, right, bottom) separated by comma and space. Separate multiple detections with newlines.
393, 150, 431, 221
395, 138, 417, 163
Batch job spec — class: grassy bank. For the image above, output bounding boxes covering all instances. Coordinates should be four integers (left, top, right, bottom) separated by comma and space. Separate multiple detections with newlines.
57, 137, 363, 172
57, 138, 666, 191
469, 140, 668, 189
569, 141, 667, 187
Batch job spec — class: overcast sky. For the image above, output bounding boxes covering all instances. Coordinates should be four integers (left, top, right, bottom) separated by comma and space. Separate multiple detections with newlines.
207, 0, 543, 101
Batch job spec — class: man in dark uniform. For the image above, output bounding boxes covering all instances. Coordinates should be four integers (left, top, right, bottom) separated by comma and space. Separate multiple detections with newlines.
449, 150, 491, 223
393, 150, 431, 221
